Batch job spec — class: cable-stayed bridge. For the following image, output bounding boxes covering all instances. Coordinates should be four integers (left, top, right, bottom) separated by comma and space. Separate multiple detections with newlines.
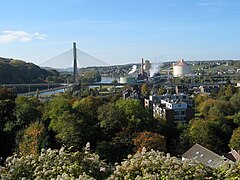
40, 45, 108, 69
0, 43, 111, 96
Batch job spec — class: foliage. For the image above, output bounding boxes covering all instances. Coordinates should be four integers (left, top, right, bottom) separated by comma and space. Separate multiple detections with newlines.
0, 144, 112, 180
157, 86, 167, 95
1, 146, 240, 179
115, 99, 154, 132
229, 93, 240, 114
47, 96, 103, 149
0, 88, 17, 160
19, 121, 48, 156
229, 127, 240, 150
44, 96, 72, 123
198, 98, 232, 119
215, 160, 240, 179
13, 96, 42, 131
108, 149, 215, 179
79, 69, 101, 83
133, 131, 166, 152
0, 58, 57, 84
141, 83, 149, 97
183, 119, 232, 153
98, 103, 126, 136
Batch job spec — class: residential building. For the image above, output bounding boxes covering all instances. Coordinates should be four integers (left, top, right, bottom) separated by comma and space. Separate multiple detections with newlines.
149, 94, 194, 126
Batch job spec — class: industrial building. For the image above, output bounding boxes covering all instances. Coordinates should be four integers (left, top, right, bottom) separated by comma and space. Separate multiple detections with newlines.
173, 59, 191, 77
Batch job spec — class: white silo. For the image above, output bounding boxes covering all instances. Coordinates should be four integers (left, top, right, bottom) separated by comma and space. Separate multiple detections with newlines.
173, 59, 191, 77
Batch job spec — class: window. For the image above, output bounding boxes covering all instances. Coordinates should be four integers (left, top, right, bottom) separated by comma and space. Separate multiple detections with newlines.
208, 159, 212, 164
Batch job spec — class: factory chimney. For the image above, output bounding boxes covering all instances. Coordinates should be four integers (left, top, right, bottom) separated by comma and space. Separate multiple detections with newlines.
141, 58, 144, 75
73, 42, 78, 83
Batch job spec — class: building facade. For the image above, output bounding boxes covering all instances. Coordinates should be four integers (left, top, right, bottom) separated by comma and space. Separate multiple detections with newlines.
149, 94, 194, 126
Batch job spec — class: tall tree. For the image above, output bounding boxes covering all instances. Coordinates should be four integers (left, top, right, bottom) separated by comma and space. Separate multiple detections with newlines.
229, 127, 240, 151
133, 131, 166, 152
184, 119, 232, 153
0, 88, 16, 160
19, 121, 48, 156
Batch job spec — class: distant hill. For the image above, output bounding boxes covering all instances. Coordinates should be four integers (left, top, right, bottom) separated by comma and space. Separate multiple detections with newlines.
0, 57, 59, 84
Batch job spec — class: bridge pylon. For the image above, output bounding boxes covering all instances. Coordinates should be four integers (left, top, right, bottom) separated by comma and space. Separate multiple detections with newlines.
73, 42, 78, 83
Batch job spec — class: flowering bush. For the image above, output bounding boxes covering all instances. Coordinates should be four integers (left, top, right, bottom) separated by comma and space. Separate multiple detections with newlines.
108, 148, 215, 179
215, 160, 240, 179
1, 145, 240, 179
0, 143, 112, 180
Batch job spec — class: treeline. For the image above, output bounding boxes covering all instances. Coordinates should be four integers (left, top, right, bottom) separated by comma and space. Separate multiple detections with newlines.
0, 85, 239, 163
176, 84, 240, 154
0, 86, 240, 179
0, 87, 165, 164
0, 57, 60, 84
79, 64, 138, 77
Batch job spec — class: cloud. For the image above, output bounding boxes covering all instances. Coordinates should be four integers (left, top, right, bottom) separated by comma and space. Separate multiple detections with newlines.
0, 31, 47, 44
197, 0, 224, 7
197, 2, 213, 6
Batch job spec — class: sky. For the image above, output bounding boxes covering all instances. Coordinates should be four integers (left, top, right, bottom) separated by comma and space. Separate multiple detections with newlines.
1, 0, 240, 68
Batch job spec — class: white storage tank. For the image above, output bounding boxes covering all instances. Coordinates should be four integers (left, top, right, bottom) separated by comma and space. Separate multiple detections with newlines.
120, 76, 136, 84
173, 59, 191, 77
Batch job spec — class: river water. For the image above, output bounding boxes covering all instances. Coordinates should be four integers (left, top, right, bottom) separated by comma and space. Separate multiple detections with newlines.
40, 77, 117, 95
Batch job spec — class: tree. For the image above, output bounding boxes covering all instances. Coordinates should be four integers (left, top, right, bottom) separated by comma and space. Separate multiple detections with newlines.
115, 99, 156, 132
48, 96, 103, 149
13, 96, 42, 131
194, 93, 208, 110
80, 69, 101, 83
141, 83, 149, 97
43, 96, 72, 124
19, 121, 48, 156
229, 127, 240, 150
229, 93, 240, 113
198, 99, 232, 119
0, 88, 16, 160
225, 84, 237, 97
98, 103, 126, 136
184, 119, 232, 153
133, 131, 166, 152
232, 112, 240, 126
157, 86, 167, 95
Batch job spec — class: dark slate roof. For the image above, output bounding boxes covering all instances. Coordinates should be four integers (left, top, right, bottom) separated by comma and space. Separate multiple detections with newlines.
182, 143, 226, 168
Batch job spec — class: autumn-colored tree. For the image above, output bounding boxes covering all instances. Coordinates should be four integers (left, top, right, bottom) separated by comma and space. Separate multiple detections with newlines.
133, 131, 166, 152
19, 121, 47, 156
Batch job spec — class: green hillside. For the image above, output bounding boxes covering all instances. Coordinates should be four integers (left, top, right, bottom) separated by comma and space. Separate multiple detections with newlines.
0, 57, 58, 84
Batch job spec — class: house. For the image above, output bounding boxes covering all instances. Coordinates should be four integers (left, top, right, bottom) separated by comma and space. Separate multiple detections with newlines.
225, 150, 240, 162
199, 85, 220, 94
182, 144, 227, 168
